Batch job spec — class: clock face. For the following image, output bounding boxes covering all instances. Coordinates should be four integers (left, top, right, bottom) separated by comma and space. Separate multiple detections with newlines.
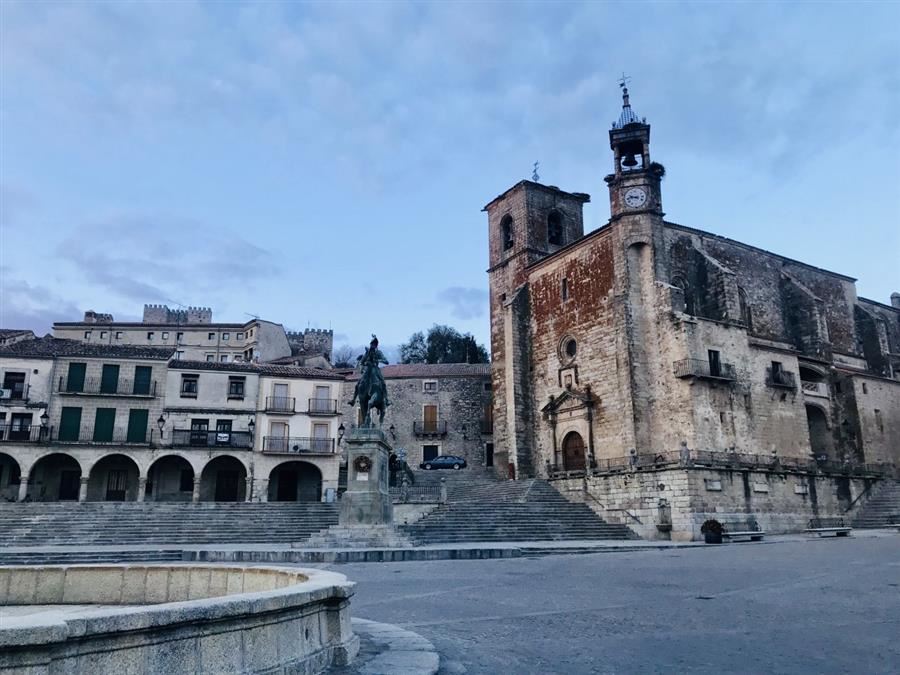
623, 187, 648, 209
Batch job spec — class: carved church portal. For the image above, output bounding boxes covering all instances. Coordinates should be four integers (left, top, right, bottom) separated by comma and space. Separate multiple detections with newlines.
562, 431, 586, 472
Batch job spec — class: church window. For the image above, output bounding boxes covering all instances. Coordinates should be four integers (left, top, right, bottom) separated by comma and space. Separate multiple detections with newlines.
548, 210, 563, 246
559, 335, 577, 362
561, 278, 569, 301
738, 287, 752, 329
501, 215, 514, 251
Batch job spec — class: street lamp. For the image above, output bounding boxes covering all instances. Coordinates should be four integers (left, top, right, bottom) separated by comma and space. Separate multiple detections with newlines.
388, 423, 396, 440
338, 423, 345, 445
40, 411, 49, 440
156, 414, 166, 437
248, 417, 256, 436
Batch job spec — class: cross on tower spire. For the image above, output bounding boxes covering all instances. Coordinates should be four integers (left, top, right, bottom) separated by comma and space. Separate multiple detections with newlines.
532, 160, 540, 182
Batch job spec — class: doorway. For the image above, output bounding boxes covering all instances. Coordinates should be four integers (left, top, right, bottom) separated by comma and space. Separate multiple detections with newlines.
423, 445, 439, 462
561, 431, 586, 471
59, 470, 80, 500
485, 443, 494, 467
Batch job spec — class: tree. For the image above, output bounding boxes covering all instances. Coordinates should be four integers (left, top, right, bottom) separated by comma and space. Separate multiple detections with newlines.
400, 325, 488, 364
332, 345, 357, 368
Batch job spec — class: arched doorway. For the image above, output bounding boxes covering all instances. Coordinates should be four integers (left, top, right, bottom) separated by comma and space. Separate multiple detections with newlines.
805, 405, 834, 461
27, 453, 82, 501
268, 462, 322, 502
147, 455, 194, 502
0, 453, 22, 501
561, 432, 586, 472
87, 454, 140, 501
199, 456, 247, 502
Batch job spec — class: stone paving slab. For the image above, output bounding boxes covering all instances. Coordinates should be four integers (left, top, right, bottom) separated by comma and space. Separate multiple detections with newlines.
329, 618, 439, 675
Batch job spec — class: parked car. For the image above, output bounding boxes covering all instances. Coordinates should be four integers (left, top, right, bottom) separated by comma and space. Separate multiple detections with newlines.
419, 455, 467, 470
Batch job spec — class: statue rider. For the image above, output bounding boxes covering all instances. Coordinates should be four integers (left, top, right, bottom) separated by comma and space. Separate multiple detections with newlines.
348, 334, 390, 410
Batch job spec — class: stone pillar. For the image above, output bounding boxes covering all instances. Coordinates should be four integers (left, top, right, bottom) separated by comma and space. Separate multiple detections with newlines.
256, 479, 269, 502
192, 477, 201, 503
339, 426, 393, 526
78, 477, 89, 502
137, 476, 147, 502
17, 479, 29, 502
245, 476, 253, 502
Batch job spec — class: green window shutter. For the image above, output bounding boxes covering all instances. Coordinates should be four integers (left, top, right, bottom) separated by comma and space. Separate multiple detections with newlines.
58, 407, 83, 441
133, 366, 152, 395
126, 409, 149, 443
93, 408, 116, 442
66, 363, 86, 392
100, 365, 120, 394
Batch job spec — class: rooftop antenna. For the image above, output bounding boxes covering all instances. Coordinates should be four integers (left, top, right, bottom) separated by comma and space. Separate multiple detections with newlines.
532, 160, 540, 182
244, 312, 259, 320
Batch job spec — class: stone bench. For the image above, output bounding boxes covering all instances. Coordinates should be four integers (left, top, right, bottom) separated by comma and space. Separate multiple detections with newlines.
721, 519, 765, 542
806, 517, 852, 537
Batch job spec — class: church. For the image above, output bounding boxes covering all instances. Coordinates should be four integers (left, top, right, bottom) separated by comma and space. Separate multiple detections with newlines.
485, 83, 900, 539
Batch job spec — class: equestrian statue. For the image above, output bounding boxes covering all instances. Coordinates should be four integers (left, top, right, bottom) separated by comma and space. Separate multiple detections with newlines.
348, 335, 390, 426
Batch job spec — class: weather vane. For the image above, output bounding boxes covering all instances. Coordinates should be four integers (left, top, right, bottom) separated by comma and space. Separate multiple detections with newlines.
532, 160, 540, 182
618, 72, 631, 89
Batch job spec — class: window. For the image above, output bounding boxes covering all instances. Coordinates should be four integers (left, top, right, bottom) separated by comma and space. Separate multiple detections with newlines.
771, 361, 783, 377
233, 354, 241, 362
2, 372, 26, 399
236, 332, 244, 340
249, 329, 254, 337
65, 363, 86, 392
215, 419, 233, 445
222, 332, 230, 341
126, 409, 148, 443
484, 381, 491, 392
862, 382, 868, 394
100, 331, 108, 339
176, 332, 184, 341
181, 374, 199, 397
147, 332, 155, 340
116, 331, 123, 340
423, 380, 438, 393
561, 278, 569, 301
228, 377, 245, 399
738, 287, 752, 329
423, 404, 438, 433
548, 210, 563, 245
100, 364, 120, 394
93, 408, 116, 442
206, 354, 215, 362
874, 409, 883, 433
559, 336, 577, 362
162, 331, 169, 340
133, 366, 152, 395
175, 350, 184, 360
708, 350, 722, 377
208, 332, 216, 340
84, 331, 91, 339
220, 354, 229, 362
500, 214, 514, 251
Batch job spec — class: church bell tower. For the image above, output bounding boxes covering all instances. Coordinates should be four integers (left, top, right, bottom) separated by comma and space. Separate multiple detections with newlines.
604, 78, 664, 222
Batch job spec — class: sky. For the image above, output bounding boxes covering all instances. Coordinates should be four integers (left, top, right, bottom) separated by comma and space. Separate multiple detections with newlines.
1, 1, 898, 356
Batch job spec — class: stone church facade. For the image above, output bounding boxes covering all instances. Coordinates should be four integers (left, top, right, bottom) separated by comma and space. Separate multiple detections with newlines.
487, 86, 899, 538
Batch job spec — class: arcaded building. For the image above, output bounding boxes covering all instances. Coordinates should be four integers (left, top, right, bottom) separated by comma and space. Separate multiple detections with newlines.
486, 86, 899, 537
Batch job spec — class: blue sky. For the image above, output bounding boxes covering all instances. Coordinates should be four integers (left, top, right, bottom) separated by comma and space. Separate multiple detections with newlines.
1, 1, 898, 355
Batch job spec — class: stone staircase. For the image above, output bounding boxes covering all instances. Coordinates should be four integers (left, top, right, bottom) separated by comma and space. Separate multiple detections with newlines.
0, 549, 186, 566
0, 502, 338, 547
851, 480, 900, 528
401, 469, 636, 544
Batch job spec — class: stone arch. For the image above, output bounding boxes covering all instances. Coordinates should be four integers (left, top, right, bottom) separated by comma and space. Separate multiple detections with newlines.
199, 455, 247, 502
0, 452, 22, 501
87, 454, 141, 501
500, 214, 514, 251
268, 461, 323, 502
547, 210, 563, 246
805, 404, 834, 461
147, 455, 195, 502
561, 431, 586, 472
27, 453, 82, 502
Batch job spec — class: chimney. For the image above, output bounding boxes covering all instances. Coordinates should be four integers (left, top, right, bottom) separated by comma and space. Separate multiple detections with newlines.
891, 292, 900, 309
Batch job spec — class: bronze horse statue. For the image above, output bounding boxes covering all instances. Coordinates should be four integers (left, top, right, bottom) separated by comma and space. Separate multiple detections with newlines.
348, 336, 389, 427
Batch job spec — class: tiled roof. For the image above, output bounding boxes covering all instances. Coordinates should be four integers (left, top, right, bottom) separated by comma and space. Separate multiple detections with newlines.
0, 336, 174, 360
169, 359, 345, 380
0, 329, 34, 339
348, 363, 491, 380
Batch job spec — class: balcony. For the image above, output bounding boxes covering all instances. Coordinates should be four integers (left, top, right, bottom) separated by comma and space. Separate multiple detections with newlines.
413, 420, 448, 437
673, 358, 736, 382
0, 384, 29, 404
170, 429, 253, 449
265, 396, 296, 413
801, 380, 829, 399
765, 368, 796, 389
0, 424, 47, 443
307, 398, 338, 415
51, 427, 155, 445
57, 377, 157, 397
261, 436, 336, 455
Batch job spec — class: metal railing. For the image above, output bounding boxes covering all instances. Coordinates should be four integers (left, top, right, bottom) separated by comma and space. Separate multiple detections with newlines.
765, 368, 796, 389
0, 383, 29, 402
261, 436, 336, 454
673, 358, 736, 381
170, 429, 253, 449
265, 396, 295, 413
390, 485, 445, 504
0, 424, 48, 443
57, 377, 157, 397
413, 420, 448, 436
52, 427, 156, 445
801, 380, 829, 398
307, 398, 338, 415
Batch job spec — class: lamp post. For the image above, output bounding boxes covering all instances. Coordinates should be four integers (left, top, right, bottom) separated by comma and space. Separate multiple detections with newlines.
156, 414, 166, 438
388, 424, 396, 440
338, 423, 345, 445
248, 417, 256, 438
40, 411, 49, 441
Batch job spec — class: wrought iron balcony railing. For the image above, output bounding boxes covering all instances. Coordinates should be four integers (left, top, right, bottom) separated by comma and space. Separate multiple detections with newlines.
265, 396, 295, 413
413, 420, 448, 437
170, 429, 253, 449
0, 424, 48, 443
307, 398, 338, 415
673, 358, 736, 381
57, 377, 157, 397
261, 436, 336, 454
0, 384, 29, 403
51, 426, 156, 445
765, 368, 796, 389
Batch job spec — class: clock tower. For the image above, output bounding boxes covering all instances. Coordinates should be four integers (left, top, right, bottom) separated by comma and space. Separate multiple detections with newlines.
604, 80, 664, 222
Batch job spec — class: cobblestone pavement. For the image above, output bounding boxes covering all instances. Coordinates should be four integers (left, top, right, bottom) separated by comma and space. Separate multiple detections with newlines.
333, 536, 900, 674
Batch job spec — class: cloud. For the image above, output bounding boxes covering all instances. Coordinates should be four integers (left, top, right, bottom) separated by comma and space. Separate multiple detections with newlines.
0, 270, 81, 334
55, 214, 282, 305
437, 287, 488, 321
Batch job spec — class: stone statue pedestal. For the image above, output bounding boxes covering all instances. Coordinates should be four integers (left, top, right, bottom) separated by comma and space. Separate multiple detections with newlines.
339, 426, 393, 526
